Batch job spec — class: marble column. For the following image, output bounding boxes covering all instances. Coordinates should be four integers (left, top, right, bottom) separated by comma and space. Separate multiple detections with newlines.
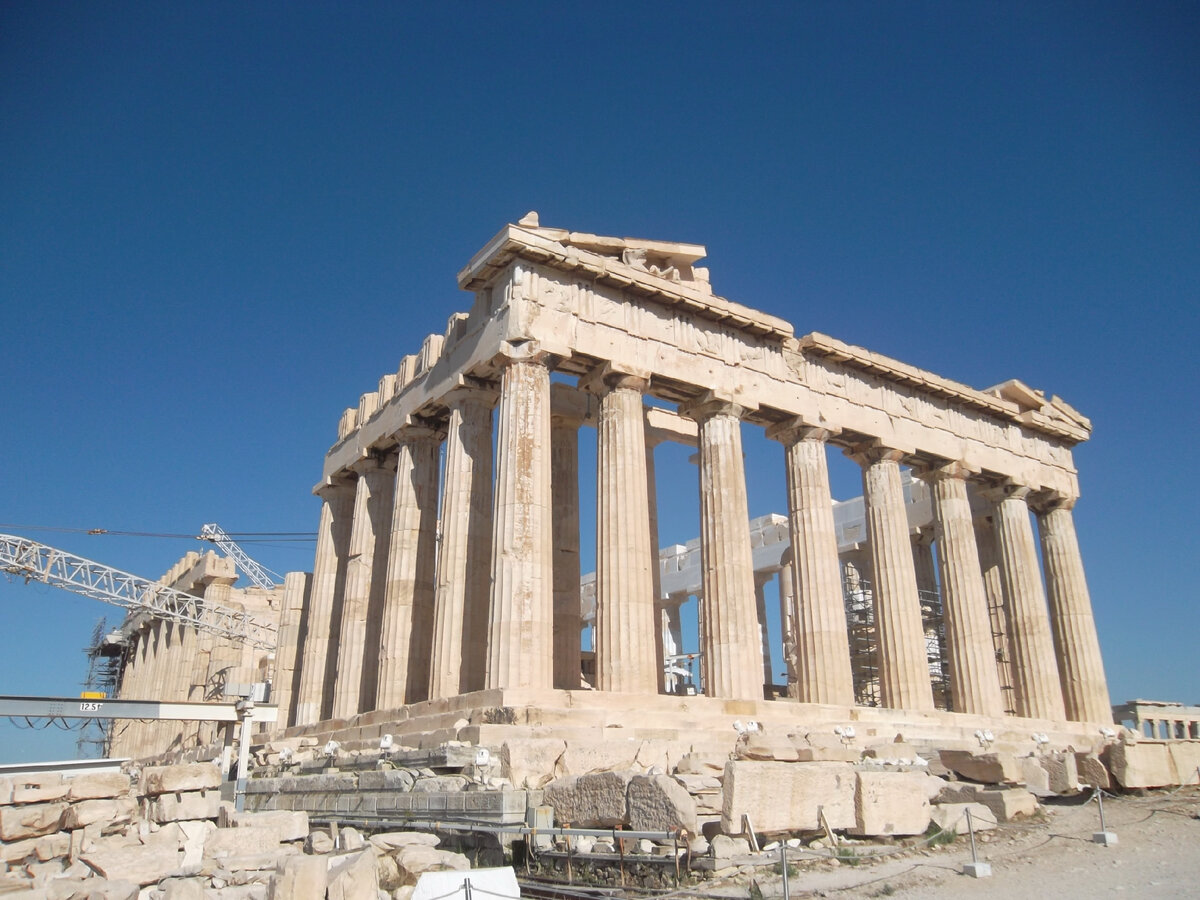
754, 573, 774, 690
777, 560, 799, 698
926, 464, 1005, 717
911, 529, 938, 596
769, 423, 855, 706
429, 391, 494, 698
988, 483, 1066, 721
684, 397, 763, 700
853, 445, 934, 711
377, 426, 441, 709
646, 434, 665, 694
551, 410, 582, 690
294, 480, 355, 725
975, 516, 1015, 712
486, 350, 554, 690
594, 373, 658, 694
332, 457, 394, 720
273, 571, 312, 728
1032, 493, 1112, 723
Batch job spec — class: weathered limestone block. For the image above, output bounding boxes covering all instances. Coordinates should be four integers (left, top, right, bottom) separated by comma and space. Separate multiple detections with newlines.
1039, 752, 1081, 794
559, 743, 642, 775
221, 809, 310, 843
863, 741, 918, 762
304, 831, 335, 855
675, 753, 726, 774
151, 790, 221, 823
356, 770, 415, 792
394, 845, 469, 885
1103, 740, 1175, 789
1075, 751, 1111, 790
10, 775, 69, 806
940, 785, 1039, 822
369, 832, 440, 853
205, 825, 283, 859
939, 750, 1020, 785
28, 830, 67, 863
81, 843, 183, 885
543, 772, 631, 827
0, 802, 67, 841
142, 763, 222, 797
734, 733, 799, 762
1020, 756, 1051, 796
791, 733, 861, 763
930, 802, 997, 833
627, 775, 698, 835
1167, 742, 1200, 784
501, 739, 566, 789
411, 775, 470, 793
66, 773, 133, 801
850, 772, 931, 836
269, 853, 326, 899
160, 877, 207, 900
710, 834, 751, 861
721, 761, 856, 834
46, 876, 140, 900
326, 848, 378, 900
1, 835, 39, 862
62, 797, 137, 831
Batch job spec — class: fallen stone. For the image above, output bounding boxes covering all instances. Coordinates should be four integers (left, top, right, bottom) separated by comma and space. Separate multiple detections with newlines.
46, 876, 140, 899
142, 763, 222, 797
410, 775, 470, 793
543, 772, 631, 827
24, 857, 65, 886
160, 877, 208, 899
338, 826, 365, 852
939, 750, 1021, 785
627, 775, 698, 835
1, 836, 39, 863
326, 849, 378, 900
394, 846, 469, 886
929, 802, 997, 834
62, 797, 137, 831
0, 802, 67, 841
1103, 740, 1175, 788
10, 775, 69, 806
971, 787, 1039, 822
205, 825, 283, 859
151, 790, 221, 823
34, 830, 71, 862
369, 832, 440, 853
66, 773, 132, 802
1020, 756, 1052, 797
734, 733, 799, 762
791, 733, 862, 763
675, 754, 725, 775
710, 834, 750, 860
82, 843, 183, 886
305, 831, 335, 855
357, 769, 416, 792
1075, 751, 1111, 790
864, 741, 918, 761
721, 760, 856, 834
269, 853, 326, 899
222, 809, 310, 843
559, 743, 641, 775
1167, 742, 1200, 785
850, 771, 931, 836
1039, 752, 1081, 794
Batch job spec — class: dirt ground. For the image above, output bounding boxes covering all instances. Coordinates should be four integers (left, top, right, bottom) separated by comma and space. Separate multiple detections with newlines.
706, 787, 1200, 900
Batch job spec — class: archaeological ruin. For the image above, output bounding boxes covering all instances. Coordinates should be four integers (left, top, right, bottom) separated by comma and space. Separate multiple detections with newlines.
87, 214, 1200, 856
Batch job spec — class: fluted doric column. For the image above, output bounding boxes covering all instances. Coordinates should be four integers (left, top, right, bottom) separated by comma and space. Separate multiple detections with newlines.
593, 371, 658, 694
768, 422, 855, 706
332, 458, 394, 719
1032, 493, 1112, 723
429, 390, 495, 699
377, 426, 441, 709
274, 571, 312, 728
486, 349, 554, 690
550, 406, 582, 690
987, 483, 1066, 721
851, 444, 934, 711
683, 396, 762, 700
294, 480, 355, 724
925, 463, 1005, 717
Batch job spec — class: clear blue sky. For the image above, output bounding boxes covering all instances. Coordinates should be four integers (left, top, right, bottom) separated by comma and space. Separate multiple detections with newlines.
2, 2, 1197, 762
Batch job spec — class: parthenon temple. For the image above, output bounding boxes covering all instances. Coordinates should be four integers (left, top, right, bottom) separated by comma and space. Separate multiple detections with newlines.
264, 212, 1110, 743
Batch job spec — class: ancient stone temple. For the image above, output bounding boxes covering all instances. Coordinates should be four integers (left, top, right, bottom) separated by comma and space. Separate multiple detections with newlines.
272, 212, 1112, 748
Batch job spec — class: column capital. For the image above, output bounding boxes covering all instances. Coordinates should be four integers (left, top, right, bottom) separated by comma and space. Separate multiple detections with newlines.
678, 391, 750, 423
494, 340, 554, 368
1029, 489, 1078, 514
442, 383, 499, 413
910, 459, 979, 482
392, 419, 446, 445
578, 361, 651, 396
980, 479, 1034, 504
765, 415, 839, 445
314, 475, 354, 499
843, 439, 911, 467
349, 454, 392, 477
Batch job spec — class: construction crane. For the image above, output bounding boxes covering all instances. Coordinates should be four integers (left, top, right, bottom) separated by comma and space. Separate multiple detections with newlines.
198, 523, 281, 589
0, 534, 277, 650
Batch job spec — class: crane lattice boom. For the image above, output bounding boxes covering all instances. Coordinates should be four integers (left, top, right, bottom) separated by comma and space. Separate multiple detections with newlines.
199, 523, 280, 589
0, 534, 277, 650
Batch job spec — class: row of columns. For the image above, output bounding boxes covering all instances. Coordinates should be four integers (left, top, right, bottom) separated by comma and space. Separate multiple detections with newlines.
291, 349, 1110, 727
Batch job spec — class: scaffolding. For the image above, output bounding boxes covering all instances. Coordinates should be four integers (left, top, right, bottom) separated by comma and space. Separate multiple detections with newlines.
843, 569, 952, 711
74, 617, 127, 757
